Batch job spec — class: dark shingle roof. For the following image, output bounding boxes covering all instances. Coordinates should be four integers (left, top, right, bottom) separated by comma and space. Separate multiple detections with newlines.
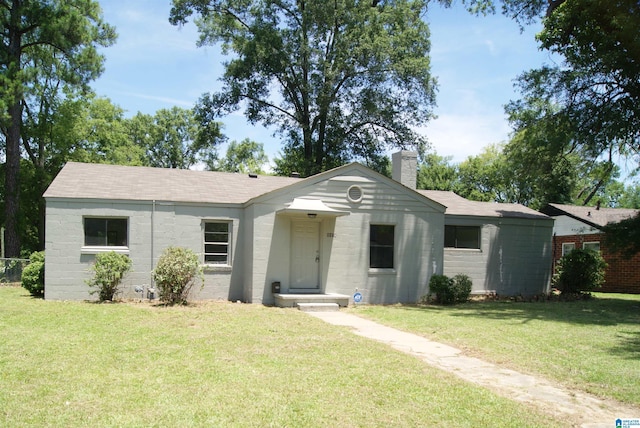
419, 190, 550, 220
541, 203, 639, 228
44, 162, 301, 204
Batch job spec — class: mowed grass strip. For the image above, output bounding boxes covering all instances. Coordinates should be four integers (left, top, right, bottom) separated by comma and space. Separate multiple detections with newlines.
351, 293, 640, 407
0, 286, 561, 427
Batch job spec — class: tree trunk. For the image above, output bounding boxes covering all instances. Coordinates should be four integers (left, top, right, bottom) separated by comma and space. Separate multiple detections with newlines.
5, 0, 23, 258
5, 101, 22, 258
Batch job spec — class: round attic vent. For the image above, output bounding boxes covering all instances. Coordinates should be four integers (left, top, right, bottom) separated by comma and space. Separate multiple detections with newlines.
347, 185, 363, 203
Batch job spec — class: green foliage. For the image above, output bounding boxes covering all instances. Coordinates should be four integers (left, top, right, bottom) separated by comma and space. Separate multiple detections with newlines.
426, 274, 473, 305
1, 0, 117, 257
507, 0, 640, 187
21, 251, 45, 297
428, 274, 455, 304
153, 247, 202, 305
86, 252, 132, 302
417, 153, 458, 191
216, 138, 268, 173
552, 249, 607, 294
618, 184, 640, 209
603, 213, 640, 258
130, 107, 224, 170
451, 274, 473, 303
171, 0, 436, 176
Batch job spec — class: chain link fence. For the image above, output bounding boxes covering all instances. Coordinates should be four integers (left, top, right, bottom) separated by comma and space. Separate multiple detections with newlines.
0, 258, 30, 283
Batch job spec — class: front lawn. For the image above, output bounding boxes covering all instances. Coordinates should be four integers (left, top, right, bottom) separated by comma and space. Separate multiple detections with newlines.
0, 286, 561, 427
351, 292, 640, 406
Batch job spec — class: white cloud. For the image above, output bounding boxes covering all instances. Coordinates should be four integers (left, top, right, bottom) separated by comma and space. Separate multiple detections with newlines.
420, 112, 511, 163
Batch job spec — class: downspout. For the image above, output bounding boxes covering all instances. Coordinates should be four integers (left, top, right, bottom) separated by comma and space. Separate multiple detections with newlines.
151, 200, 155, 288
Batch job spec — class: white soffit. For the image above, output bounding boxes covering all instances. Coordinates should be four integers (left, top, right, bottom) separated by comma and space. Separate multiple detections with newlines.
277, 197, 350, 217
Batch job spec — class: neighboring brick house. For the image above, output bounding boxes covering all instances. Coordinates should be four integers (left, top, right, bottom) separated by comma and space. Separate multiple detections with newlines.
540, 203, 640, 294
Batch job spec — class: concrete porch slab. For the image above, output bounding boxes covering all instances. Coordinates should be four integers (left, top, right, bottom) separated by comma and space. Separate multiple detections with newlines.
274, 293, 349, 308
297, 303, 340, 312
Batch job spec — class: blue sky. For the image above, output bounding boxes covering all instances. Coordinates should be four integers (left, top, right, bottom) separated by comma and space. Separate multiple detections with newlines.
92, 0, 552, 166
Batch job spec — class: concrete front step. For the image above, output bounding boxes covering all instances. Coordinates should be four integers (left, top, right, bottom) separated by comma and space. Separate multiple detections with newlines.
274, 293, 349, 308
297, 302, 340, 312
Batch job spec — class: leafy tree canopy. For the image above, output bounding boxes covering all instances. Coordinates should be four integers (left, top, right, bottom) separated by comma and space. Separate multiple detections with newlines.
498, 0, 640, 177
170, 0, 437, 176
1, 0, 116, 256
128, 107, 224, 170
216, 138, 269, 174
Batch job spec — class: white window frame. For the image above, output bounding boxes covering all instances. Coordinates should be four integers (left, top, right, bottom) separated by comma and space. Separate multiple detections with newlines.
81, 217, 129, 254
562, 242, 575, 256
203, 220, 232, 266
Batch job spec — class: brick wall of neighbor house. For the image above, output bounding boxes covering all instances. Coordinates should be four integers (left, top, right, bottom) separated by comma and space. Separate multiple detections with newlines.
552, 233, 640, 294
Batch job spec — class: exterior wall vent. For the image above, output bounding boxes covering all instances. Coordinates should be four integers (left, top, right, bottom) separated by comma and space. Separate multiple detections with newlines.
347, 185, 364, 203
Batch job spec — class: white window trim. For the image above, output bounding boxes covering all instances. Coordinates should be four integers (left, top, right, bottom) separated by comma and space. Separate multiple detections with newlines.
81, 246, 130, 255
82, 216, 129, 250
203, 219, 232, 268
562, 242, 576, 256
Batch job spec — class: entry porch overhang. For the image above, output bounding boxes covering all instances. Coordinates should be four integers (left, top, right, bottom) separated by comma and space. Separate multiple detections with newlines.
277, 197, 350, 218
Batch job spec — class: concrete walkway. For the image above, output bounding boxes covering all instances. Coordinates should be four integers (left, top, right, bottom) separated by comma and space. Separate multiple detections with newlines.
308, 311, 639, 428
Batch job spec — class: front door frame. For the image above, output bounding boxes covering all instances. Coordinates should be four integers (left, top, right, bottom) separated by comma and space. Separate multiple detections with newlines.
289, 219, 321, 292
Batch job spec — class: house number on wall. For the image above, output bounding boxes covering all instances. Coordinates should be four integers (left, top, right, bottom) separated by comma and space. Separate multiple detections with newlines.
326, 232, 336, 238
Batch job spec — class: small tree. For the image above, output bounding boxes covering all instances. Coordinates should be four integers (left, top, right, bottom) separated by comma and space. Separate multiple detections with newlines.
153, 247, 202, 305
21, 251, 45, 297
86, 252, 132, 302
552, 249, 607, 295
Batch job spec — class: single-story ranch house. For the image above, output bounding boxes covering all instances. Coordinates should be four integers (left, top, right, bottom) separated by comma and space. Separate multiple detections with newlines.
540, 203, 640, 294
43, 151, 554, 305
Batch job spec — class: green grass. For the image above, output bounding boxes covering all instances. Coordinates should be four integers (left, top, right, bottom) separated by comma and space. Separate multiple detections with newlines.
350, 293, 640, 406
0, 286, 562, 427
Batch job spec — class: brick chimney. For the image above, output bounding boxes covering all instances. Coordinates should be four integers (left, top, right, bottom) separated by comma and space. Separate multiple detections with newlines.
392, 150, 417, 190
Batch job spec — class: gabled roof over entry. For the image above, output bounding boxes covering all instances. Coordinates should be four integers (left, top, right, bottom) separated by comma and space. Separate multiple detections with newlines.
247, 162, 447, 213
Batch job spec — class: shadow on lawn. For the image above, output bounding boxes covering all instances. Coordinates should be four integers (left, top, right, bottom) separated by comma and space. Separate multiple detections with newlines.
393, 295, 640, 359
609, 330, 640, 360
399, 296, 640, 327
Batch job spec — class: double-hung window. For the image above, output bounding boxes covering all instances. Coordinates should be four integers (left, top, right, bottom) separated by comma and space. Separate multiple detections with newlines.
84, 217, 128, 247
370, 224, 394, 269
204, 221, 231, 265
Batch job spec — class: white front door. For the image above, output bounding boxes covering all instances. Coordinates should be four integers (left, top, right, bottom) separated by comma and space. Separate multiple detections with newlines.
290, 221, 320, 290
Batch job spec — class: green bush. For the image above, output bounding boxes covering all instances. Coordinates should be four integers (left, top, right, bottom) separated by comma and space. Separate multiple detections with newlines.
428, 274, 455, 304
86, 252, 132, 302
21, 251, 45, 297
153, 246, 202, 305
426, 273, 473, 305
552, 248, 607, 294
451, 274, 473, 303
